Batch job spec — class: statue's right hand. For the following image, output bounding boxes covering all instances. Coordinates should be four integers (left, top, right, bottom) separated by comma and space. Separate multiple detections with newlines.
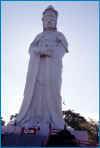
40, 54, 50, 58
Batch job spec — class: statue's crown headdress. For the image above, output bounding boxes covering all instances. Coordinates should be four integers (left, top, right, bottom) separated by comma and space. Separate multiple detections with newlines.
43, 5, 58, 19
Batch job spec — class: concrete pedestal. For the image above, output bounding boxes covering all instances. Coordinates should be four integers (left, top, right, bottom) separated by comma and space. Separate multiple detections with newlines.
1, 134, 46, 146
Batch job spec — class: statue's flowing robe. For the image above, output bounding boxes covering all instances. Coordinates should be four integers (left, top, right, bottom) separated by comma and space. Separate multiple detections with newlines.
16, 31, 68, 129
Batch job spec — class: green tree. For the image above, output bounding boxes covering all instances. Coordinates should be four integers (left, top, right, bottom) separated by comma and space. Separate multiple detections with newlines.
1, 117, 5, 126
10, 113, 18, 121
63, 110, 87, 130
63, 110, 99, 145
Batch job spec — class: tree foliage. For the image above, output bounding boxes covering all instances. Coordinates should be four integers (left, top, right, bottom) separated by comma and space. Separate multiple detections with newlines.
63, 110, 99, 145
1, 117, 5, 126
10, 113, 18, 121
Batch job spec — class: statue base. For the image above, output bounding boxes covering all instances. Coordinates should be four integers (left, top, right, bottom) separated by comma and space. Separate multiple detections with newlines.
2, 124, 88, 146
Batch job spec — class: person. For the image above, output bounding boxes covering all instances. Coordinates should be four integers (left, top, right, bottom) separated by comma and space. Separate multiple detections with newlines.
15, 5, 69, 130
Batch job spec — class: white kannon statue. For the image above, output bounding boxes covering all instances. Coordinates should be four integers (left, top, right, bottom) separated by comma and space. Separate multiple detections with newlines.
10, 5, 69, 131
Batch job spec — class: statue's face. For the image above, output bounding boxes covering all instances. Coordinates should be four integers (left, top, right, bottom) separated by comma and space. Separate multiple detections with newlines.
42, 13, 57, 30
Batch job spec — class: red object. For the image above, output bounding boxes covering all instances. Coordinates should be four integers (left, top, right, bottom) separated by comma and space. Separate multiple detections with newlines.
88, 143, 99, 147
21, 128, 38, 135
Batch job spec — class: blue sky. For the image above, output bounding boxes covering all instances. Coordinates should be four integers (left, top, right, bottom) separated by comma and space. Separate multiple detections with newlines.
1, 1, 99, 123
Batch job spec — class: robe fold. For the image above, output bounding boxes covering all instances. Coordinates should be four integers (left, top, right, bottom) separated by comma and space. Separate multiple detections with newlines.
16, 31, 68, 129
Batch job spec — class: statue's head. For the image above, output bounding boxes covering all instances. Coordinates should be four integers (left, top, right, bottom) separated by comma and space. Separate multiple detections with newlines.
42, 5, 58, 31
